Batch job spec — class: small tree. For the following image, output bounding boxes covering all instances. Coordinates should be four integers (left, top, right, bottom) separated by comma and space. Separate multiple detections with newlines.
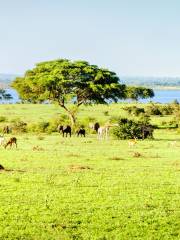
12, 59, 126, 125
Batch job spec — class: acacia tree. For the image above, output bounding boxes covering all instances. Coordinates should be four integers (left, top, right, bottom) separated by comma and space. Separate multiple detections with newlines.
12, 59, 126, 125
125, 86, 154, 101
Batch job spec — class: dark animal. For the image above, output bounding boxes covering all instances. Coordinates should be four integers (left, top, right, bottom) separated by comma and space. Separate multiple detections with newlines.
4, 137, 17, 149
77, 128, 86, 137
141, 126, 153, 139
94, 122, 100, 133
3, 126, 10, 134
58, 125, 71, 137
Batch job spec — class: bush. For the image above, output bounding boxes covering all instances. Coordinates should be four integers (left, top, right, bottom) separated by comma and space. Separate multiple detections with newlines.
103, 111, 109, 116
113, 118, 154, 140
123, 106, 145, 116
27, 121, 49, 133
0, 116, 7, 122
146, 104, 162, 115
12, 120, 27, 133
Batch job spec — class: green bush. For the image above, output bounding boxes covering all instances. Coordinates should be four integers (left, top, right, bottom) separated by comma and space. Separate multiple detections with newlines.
12, 120, 27, 133
123, 106, 145, 116
0, 116, 7, 122
146, 104, 162, 115
27, 121, 49, 133
113, 118, 153, 140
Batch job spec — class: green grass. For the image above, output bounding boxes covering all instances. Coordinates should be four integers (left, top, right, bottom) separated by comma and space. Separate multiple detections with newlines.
0, 104, 179, 239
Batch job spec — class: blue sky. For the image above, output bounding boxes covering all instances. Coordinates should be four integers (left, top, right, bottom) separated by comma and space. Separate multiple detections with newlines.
1, 0, 180, 77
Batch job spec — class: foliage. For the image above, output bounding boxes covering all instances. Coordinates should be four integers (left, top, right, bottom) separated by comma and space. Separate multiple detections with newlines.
113, 117, 154, 139
12, 59, 126, 124
146, 104, 174, 116
28, 121, 49, 133
125, 86, 154, 101
11, 120, 27, 133
123, 106, 145, 116
0, 116, 7, 122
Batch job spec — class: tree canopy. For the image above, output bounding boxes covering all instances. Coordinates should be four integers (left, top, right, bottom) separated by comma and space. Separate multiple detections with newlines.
125, 86, 154, 101
12, 59, 126, 124
12, 59, 154, 125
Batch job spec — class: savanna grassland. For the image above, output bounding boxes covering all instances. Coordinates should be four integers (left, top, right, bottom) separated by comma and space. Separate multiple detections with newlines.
0, 103, 179, 240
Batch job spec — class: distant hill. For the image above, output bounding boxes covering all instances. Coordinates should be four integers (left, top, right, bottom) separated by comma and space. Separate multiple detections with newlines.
1, 74, 180, 89
121, 76, 180, 88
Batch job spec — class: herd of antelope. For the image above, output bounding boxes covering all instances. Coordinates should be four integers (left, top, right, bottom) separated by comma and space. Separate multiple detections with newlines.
0, 122, 140, 150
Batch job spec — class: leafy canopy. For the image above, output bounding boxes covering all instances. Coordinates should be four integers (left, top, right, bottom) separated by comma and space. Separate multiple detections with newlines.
125, 86, 154, 101
12, 59, 126, 105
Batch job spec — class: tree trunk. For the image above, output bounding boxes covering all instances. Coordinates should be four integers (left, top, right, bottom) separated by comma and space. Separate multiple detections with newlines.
59, 103, 76, 126
68, 111, 76, 126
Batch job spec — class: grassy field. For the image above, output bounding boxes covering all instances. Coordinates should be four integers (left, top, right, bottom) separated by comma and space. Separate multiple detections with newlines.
0, 104, 179, 239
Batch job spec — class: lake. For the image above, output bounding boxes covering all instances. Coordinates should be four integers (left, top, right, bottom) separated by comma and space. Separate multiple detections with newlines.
142, 89, 180, 103
1, 89, 180, 104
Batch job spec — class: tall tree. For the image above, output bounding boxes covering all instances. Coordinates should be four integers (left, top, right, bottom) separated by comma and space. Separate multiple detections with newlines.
12, 59, 126, 125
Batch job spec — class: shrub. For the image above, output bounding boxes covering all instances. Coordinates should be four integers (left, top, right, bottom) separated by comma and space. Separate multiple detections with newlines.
123, 106, 145, 116
0, 116, 7, 122
27, 121, 49, 133
113, 117, 154, 140
12, 120, 27, 133
146, 104, 162, 115
103, 111, 109, 116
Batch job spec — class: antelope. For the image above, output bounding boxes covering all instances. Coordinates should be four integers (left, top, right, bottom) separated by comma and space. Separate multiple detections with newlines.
4, 137, 17, 149
128, 138, 137, 147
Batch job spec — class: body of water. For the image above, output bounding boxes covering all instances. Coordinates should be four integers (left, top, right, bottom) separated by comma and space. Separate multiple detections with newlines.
1, 89, 180, 104
141, 89, 180, 103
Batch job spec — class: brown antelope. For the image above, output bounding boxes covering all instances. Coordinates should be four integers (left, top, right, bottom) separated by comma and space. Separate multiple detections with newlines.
4, 137, 17, 149
128, 138, 137, 147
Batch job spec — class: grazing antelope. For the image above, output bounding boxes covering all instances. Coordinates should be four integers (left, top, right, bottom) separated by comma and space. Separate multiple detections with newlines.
4, 137, 17, 149
128, 138, 137, 147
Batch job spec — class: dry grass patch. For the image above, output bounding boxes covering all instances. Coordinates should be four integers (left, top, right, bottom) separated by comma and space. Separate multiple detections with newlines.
68, 164, 92, 172
32, 145, 45, 151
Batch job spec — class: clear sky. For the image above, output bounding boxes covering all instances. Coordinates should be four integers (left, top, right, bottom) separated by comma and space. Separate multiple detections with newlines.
0, 0, 180, 77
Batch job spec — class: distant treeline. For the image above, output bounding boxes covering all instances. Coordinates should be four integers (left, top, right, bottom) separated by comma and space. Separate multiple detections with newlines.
121, 76, 180, 88
0, 74, 19, 88
1, 74, 180, 89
